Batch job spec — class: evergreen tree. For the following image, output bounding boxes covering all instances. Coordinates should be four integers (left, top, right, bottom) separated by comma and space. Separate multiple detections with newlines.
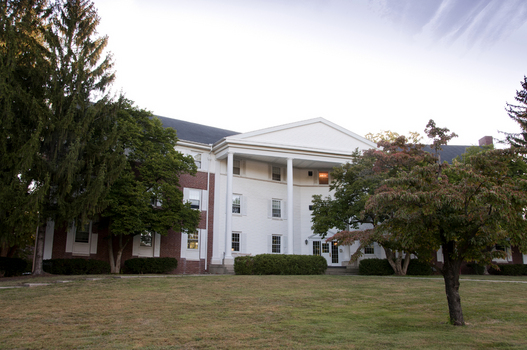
504, 76, 527, 147
102, 100, 201, 273
29, 0, 124, 274
0, 0, 52, 256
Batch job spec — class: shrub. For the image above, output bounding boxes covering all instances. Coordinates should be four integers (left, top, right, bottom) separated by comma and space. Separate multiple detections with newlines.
406, 260, 433, 275
466, 262, 486, 275
359, 258, 393, 275
43, 258, 110, 275
0, 257, 28, 277
492, 264, 526, 276
234, 254, 327, 275
124, 257, 178, 274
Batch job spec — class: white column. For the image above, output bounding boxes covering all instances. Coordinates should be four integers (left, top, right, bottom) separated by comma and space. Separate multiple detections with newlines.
287, 158, 294, 254
224, 152, 234, 263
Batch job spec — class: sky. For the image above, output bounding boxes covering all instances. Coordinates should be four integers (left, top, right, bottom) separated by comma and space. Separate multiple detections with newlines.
94, 0, 527, 146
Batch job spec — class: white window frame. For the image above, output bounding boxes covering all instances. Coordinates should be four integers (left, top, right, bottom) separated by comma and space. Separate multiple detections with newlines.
132, 231, 161, 258
364, 244, 375, 255
272, 235, 281, 254
233, 160, 241, 175
272, 199, 281, 218
65, 219, 98, 256
232, 232, 240, 252
272, 166, 281, 181
232, 194, 241, 214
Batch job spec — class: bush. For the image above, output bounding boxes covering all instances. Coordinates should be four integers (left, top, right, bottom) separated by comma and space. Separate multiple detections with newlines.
234, 254, 327, 275
492, 264, 526, 276
0, 257, 28, 277
123, 257, 178, 274
43, 258, 110, 275
466, 262, 486, 275
406, 260, 433, 275
359, 258, 393, 275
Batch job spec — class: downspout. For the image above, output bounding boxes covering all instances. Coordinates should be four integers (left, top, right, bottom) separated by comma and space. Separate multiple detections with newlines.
204, 143, 213, 271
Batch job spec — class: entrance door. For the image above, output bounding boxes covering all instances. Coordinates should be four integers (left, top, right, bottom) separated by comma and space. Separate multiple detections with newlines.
313, 240, 340, 266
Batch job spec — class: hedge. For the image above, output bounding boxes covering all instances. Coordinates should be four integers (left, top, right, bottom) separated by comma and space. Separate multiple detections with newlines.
234, 254, 327, 275
491, 264, 527, 276
0, 257, 28, 277
123, 257, 178, 274
359, 258, 433, 276
43, 258, 110, 275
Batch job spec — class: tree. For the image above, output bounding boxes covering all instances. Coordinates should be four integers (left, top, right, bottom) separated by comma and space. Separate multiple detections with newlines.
365, 130, 423, 144
0, 0, 52, 257
365, 120, 527, 325
311, 136, 436, 275
101, 100, 201, 273
503, 76, 527, 147
24, 0, 123, 274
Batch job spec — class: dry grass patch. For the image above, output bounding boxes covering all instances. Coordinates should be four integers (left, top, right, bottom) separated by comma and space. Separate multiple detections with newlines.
0, 275, 526, 349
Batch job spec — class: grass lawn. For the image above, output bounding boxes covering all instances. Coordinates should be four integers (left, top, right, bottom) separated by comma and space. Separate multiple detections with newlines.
0, 274, 526, 349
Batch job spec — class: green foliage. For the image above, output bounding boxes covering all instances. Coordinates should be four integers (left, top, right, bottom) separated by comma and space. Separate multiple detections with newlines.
358, 258, 393, 275
234, 254, 328, 275
503, 76, 527, 147
123, 257, 178, 274
0, 257, 28, 277
43, 258, 110, 275
466, 263, 486, 275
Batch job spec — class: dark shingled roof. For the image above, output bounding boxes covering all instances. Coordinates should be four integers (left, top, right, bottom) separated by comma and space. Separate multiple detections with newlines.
155, 116, 239, 145
423, 145, 472, 164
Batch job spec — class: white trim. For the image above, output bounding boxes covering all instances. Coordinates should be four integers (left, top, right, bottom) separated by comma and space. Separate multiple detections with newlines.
43, 220, 55, 260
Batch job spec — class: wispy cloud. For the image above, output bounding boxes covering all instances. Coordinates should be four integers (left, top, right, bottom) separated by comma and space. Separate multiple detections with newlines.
372, 0, 527, 48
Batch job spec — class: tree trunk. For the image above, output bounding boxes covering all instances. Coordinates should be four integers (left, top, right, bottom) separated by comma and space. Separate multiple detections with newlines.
108, 234, 129, 273
441, 243, 465, 326
33, 224, 46, 275
385, 248, 410, 276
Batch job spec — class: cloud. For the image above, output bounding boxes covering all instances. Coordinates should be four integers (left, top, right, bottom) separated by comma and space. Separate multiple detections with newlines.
371, 0, 527, 48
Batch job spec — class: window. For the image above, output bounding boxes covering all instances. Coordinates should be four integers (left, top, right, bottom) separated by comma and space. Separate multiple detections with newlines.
232, 194, 241, 214
313, 241, 321, 256
193, 153, 201, 169
272, 235, 281, 253
233, 160, 240, 175
319, 171, 329, 185
75, 221, 90, 243
140, 231, 153, 247
272, 200, 281, 218
232, 232, 240, 252
187, 231, 199, 249
189, 189, 200, 210
364, 244, 374, 255
272, 166, 281, 181
322, 243, 329, 254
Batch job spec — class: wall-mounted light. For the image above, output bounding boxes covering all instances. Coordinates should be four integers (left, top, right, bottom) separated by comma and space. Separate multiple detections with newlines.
305, 239, 308, 245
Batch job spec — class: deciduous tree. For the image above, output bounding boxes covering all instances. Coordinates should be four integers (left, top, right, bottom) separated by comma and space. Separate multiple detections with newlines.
311, 136, 436, 275
102, 100, 201, 273
365, 120, 527, 325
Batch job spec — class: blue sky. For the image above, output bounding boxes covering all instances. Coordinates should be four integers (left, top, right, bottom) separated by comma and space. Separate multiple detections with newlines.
95, 0, 527, 145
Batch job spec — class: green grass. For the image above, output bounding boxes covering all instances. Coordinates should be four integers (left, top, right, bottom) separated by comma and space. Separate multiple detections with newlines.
1, 274, 526, 349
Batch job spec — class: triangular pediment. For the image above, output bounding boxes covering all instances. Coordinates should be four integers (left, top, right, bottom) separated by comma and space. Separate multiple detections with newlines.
227, 118, 375, 152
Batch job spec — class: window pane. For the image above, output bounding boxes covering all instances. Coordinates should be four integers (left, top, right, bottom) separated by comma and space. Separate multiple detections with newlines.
364, 244, 374, 254
194, 154, 201, 169
232, 195, 241, 214
272, 235, 281, 253
313, 241, 321, 256
188, 231, 199, 249
272, 167, 281, 181
322, 243, 329, 253
232, 233, 240, 252
189, 190, 200, 209
140, 232, 153, 247
319, 171, 329, 184
233, 160, 240, 175
272, 200, 281, 218
75, 222, 90, 243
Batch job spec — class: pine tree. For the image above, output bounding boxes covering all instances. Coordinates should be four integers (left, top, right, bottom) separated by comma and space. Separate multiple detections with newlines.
0, 0, 52, 256
29, 0, 125, 274
504, 76, 527, 147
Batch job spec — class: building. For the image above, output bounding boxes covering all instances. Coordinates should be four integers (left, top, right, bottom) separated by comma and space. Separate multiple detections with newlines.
42, 118, 527, 274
